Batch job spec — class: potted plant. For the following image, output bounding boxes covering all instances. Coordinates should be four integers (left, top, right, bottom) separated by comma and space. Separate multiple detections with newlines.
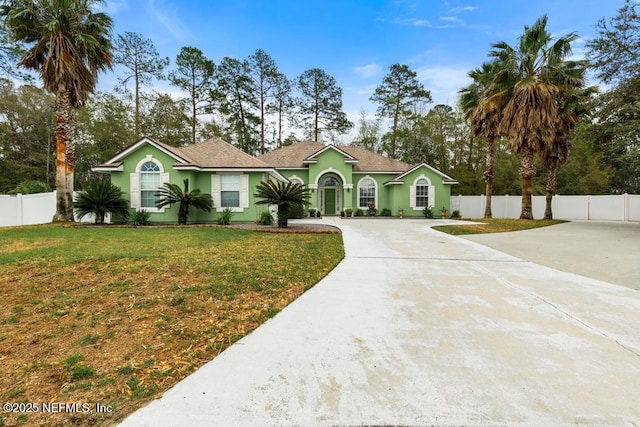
440, 206, 448, 219
309, 208, 316, 217
345, 208, 353, 217
398, 208, 404, 218
340, 210, 345, 217
316, 210, 322, 218
367, 202, 377, 216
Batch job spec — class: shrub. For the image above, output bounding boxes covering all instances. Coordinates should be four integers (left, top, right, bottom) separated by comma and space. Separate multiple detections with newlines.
380, 208, 392, 216
257, 210, 273, 226
423, 206, 434, 219
74, 180, 130, 224
217, 207, 234, 225
354, 208, 364, 217
130, 210, 151, 226
254, 180, 310, 228
9, 180, 51, 195
451, 210, 461, 219
289, 203, 305, 219
156, 179, 213, 225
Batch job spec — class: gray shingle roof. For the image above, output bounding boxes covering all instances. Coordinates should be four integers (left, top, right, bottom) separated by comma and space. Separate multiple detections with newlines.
175, 138, 269, 168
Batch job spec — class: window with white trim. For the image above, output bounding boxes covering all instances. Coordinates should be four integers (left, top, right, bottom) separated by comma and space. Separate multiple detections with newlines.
358, 178, 376, 209
415, 178, 429, 208
220, 175, 241, 207
130, 157, 169, 212
140, 161, 161, 208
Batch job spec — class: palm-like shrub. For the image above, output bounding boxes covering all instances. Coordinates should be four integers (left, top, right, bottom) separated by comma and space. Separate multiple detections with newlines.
254, 180, 310, 228
74, 181, 130, 224
155, 179, 213, 225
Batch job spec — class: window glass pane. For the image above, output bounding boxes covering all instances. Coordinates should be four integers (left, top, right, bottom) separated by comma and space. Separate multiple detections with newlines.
221, 191, 240, 207
141, 190, 159, 208
140, 173, 161, 190
320, 176, 340, 187
416, 182, 429, 207
141, 161, 160, 172
220, 175, 241, 191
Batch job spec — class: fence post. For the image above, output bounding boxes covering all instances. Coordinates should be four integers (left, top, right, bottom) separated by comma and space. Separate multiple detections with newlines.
504, 194, 509, 218
16, 193, 23, 226
587, 195, 591, 221
624, 193, 629, 221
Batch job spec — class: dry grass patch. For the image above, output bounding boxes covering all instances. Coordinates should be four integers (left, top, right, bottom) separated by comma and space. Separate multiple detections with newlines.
432, 218, 567, 235
0, 224, 343, 426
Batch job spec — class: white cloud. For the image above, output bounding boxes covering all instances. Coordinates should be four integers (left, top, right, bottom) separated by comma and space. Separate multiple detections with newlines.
101, 0, 129, 14
450, 6, 480, 13
415, 66, 473, 106
354, 64, 381, 78
440, 16, 462, 23
146, 0, 194, 42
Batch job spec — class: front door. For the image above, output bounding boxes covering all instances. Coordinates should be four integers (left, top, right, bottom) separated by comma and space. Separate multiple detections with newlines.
324, 188, 336, 215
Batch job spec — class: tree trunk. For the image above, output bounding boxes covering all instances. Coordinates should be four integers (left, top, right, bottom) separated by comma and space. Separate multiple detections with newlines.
53, 91, 74, 222
519, 146, 535, 220
544, 158, 558, 220
134, 69, 140, 140
483, 137, 495, 218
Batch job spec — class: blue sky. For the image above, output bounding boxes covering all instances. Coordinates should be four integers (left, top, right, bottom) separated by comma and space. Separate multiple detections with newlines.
101, 0, 625, 123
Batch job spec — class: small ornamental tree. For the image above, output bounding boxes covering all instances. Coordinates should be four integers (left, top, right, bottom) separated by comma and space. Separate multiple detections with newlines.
73, 180, 129, 224
155, 179, 213, 225
254, 180, 310, 228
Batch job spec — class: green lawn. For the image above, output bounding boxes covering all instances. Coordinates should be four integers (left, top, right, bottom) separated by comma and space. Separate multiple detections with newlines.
0, 224, 343, 426
433, 218, 567, 235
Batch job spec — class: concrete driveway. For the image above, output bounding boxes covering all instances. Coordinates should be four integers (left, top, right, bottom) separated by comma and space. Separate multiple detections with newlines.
121, 218, 640, 426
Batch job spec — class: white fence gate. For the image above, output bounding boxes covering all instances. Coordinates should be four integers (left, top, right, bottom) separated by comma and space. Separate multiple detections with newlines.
452, 194, 640, 221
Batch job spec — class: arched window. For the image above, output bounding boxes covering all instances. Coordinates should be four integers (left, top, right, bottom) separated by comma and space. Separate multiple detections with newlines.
415, 178, 429, 208
320, 175, 341, 187
289, 177, 303, 185
358, 178, 376, 209
140, 161, 161, 208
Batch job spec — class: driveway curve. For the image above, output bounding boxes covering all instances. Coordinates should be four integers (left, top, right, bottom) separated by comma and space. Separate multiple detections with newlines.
121, 218, 640, 426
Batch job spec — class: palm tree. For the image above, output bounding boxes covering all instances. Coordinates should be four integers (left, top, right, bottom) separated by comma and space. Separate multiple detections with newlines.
74, 180, 129, 224
254, 180, 310, 228
459, 61, 509, 218
541, 85, 593, 219
1, 0, 113, 221
491, 15, 584, 219
156, 179, 213, 225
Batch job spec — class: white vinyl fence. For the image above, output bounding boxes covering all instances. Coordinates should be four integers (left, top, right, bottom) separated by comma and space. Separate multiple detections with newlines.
0, 191, 99, 227
2, 191, 639, 227
451, 194, 640, 222
0, 191, 57, 227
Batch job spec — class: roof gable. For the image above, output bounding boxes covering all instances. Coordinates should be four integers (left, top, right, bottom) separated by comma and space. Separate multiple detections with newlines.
98, 136, 190, 167
385, 163, 459, 185
303, 144, 358, 164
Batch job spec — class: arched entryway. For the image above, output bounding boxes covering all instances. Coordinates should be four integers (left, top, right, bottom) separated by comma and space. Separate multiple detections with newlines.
318, 173, 343, 215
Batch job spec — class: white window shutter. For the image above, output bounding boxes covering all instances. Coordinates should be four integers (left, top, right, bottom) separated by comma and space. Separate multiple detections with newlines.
428, 185, 435, 209
130, 173, 140, 209
409, 185, 416, 208
240, 175, 249, 208
211, 175, 221, 207
161, 173, 170, 186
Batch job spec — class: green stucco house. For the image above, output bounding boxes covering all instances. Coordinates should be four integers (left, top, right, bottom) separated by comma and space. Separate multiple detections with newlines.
94, 137, 458, 222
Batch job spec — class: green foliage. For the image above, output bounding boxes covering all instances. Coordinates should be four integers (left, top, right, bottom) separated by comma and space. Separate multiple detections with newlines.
9, 180, 51, 195
156, 179, 213, 225
257, 210, 273, 226
354, 209, 364, 217
217, 208, 234, 225
169, 46, 215, 145
254, 180, 310, 228
297, 68, 353, 142
288, 203, 304, 219
130, 210, 151, 226
113, 31, 169, 139
423, 206, 434, 219
371, 64, 432, 158
450, 210, 461, 219
73, 180, 130, 224
380, 208, 392, 216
